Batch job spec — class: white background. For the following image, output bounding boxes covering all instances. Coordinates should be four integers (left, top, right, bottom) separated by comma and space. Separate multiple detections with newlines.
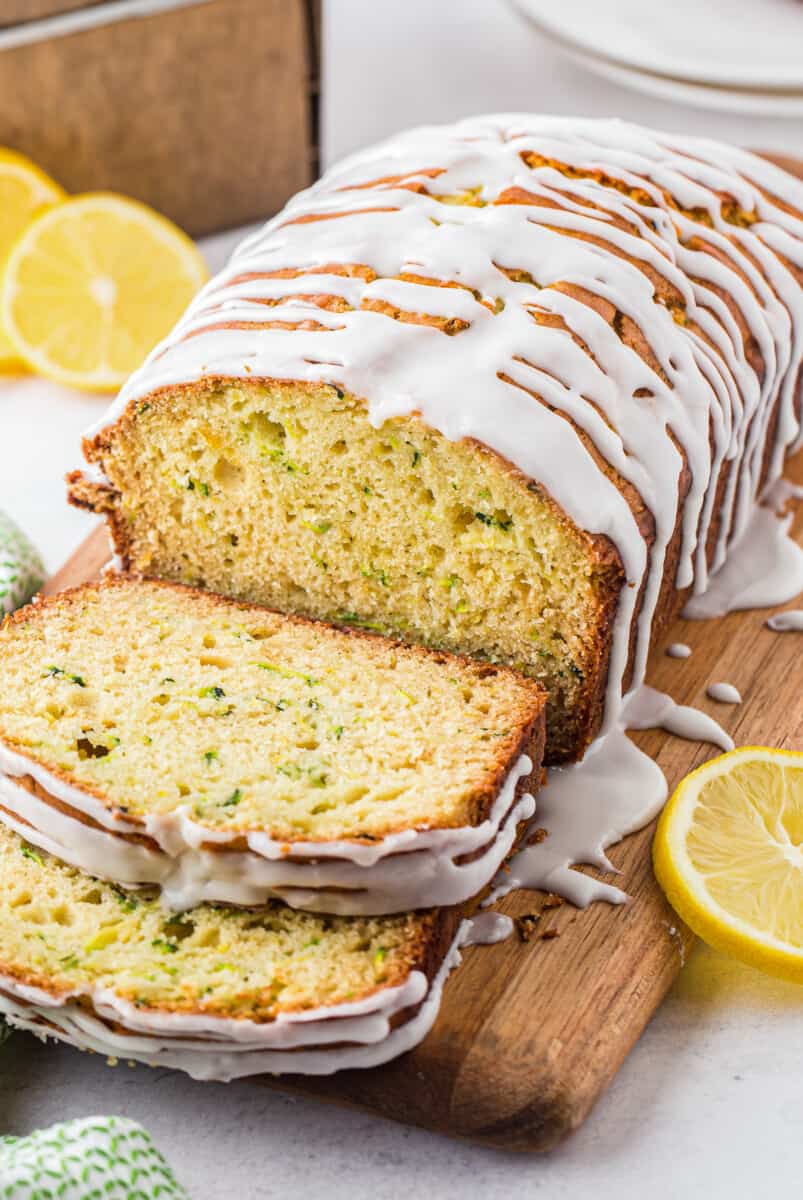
2, 2, 803, 1195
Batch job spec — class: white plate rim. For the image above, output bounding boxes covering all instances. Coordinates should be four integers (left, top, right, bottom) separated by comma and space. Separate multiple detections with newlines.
558, 43, 803, 117
510, 0, 803, 90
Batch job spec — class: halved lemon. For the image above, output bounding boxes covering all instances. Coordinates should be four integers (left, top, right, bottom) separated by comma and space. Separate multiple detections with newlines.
654, 746, 803, 982
0, 148, 65, 371
1, 193, 208, 391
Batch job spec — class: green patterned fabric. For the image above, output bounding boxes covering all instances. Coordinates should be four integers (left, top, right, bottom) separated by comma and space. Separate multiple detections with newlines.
0, 1116, 188, 1199
0, 511, 44, 617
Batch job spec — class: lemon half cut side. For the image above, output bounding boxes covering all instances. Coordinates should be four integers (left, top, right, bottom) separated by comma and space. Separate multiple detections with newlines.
0, 147, 65, 371
1, 192, 208, 392
654, 746, 803, 982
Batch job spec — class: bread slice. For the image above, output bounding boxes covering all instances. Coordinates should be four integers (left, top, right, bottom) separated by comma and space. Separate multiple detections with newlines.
0, 823, 464, 1079
0, 577, 545, 913
67, 117, 803, 765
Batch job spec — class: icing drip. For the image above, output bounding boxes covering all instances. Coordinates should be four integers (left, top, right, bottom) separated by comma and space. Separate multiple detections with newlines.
0, 746, 534, 915
664, 921, 688, 968
463, 912, 514, 946
683, 497, 803, 620
706, 682, 742, 704
488, 724, 664, 907
764, 478, 803, 511
666, 643, 692, 658
626, 685, 735, 752
0, 923, 469, 1081
767, 610, 803, 632
489, 684, 733, 908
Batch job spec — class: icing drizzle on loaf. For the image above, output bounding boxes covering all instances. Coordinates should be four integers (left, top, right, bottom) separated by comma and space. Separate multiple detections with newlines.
86, 114, 803, 737
0, 923, 469, 1080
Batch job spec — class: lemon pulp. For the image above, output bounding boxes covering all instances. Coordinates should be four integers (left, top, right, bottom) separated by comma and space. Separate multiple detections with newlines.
654, 747, 803, 981
0, 148, 64, 370
2, 192, 207, 391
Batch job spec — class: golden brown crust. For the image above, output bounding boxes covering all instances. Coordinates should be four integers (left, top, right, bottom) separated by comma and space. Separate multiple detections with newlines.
65, 470, 118, 515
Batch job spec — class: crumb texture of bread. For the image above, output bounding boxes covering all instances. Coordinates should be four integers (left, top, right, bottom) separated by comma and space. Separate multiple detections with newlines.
0, 578, 544, 842
76, 385, 614, 761
0, 823, 436, 1019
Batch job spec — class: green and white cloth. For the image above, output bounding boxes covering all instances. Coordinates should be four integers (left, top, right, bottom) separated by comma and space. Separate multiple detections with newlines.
0, 1116, 188, 1199
0, 522, 186, 1198
0, 526, 188, 1198
0, 510, 44, 616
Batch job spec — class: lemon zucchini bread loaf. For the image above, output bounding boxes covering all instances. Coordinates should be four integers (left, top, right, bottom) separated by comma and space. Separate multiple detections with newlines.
0, 577, 545, 914
68, 115, 803, 761
0, 823, 464, 1079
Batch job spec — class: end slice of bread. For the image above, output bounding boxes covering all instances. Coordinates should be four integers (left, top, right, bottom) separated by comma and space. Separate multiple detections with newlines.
0, 823, 465, 1079
0, 577, 545, 913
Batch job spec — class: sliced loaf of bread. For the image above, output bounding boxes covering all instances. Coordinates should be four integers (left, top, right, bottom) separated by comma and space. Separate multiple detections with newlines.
0, 824, 464, 1078
0, 577, 545, 913
67, 116, 803, 764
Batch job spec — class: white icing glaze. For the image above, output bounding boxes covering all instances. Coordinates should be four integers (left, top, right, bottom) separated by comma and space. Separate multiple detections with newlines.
626, 684, 735, 751
0, 748, 534, 914
666, 643, 692, 658
664, 921, 688, 968
488, 723, 662, 907
764, 477, 803, 511
463, 911, 514, 946
767, 609, 803, 631
487, 682, 733, 908
706, 681, 742, 704
0, 922, 468, 1080
683, 497, 803, 619
83, 115, 803, 754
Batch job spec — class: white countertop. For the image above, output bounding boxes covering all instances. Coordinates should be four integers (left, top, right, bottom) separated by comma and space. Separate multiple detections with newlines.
3, 2, 803, 1194
4, 944, 802, 1197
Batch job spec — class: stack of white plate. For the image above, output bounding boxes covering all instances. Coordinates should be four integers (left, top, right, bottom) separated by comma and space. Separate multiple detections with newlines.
511, 0, 803, 115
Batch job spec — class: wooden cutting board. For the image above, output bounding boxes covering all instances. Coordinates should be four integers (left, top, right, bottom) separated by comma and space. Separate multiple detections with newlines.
45, 458, 803, 1151
41, 152, 803, 1152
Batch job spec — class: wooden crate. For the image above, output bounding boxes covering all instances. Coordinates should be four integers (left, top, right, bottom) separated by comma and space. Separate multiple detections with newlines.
0, 1, 102, 23
0, 0, 320, 235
